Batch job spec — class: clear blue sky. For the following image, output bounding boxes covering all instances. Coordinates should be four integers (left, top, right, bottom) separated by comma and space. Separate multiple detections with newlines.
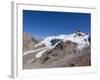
23, 10, 91, 39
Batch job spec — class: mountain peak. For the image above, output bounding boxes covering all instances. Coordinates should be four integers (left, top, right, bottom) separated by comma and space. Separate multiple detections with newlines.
35, 31, 90, 50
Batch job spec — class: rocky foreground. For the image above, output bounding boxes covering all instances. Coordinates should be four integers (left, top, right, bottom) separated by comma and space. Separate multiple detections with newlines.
23, 33, 91, 69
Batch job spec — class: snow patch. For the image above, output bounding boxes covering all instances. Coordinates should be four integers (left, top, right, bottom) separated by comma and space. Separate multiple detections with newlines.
35, 48, 49, 58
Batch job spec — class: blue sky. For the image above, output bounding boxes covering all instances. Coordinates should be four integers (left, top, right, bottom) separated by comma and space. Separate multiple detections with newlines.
23, 10, 91, 39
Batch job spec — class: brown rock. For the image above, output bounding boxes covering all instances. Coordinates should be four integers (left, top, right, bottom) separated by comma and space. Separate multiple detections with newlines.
23, 33, 39, 52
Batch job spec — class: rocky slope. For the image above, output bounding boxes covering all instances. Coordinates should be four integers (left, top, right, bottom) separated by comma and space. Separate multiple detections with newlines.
23, 33, 39, 52
23, 40, 91, 69
23, 31, 91, 69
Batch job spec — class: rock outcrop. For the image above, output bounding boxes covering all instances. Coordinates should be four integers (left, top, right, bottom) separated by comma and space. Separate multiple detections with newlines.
23, 33, 39, 52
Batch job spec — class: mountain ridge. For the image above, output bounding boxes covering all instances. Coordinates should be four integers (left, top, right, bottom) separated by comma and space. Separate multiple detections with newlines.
23, 31, 91, 69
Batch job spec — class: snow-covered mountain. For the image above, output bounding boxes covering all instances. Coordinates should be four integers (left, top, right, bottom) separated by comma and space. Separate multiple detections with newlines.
23, 31, 91, 69
35, 31, 90, 50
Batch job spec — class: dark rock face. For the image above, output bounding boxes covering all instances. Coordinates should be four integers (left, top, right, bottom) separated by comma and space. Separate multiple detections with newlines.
74, 30, 85, 37
50, 39, 61, 46
88, 36, 91, 43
